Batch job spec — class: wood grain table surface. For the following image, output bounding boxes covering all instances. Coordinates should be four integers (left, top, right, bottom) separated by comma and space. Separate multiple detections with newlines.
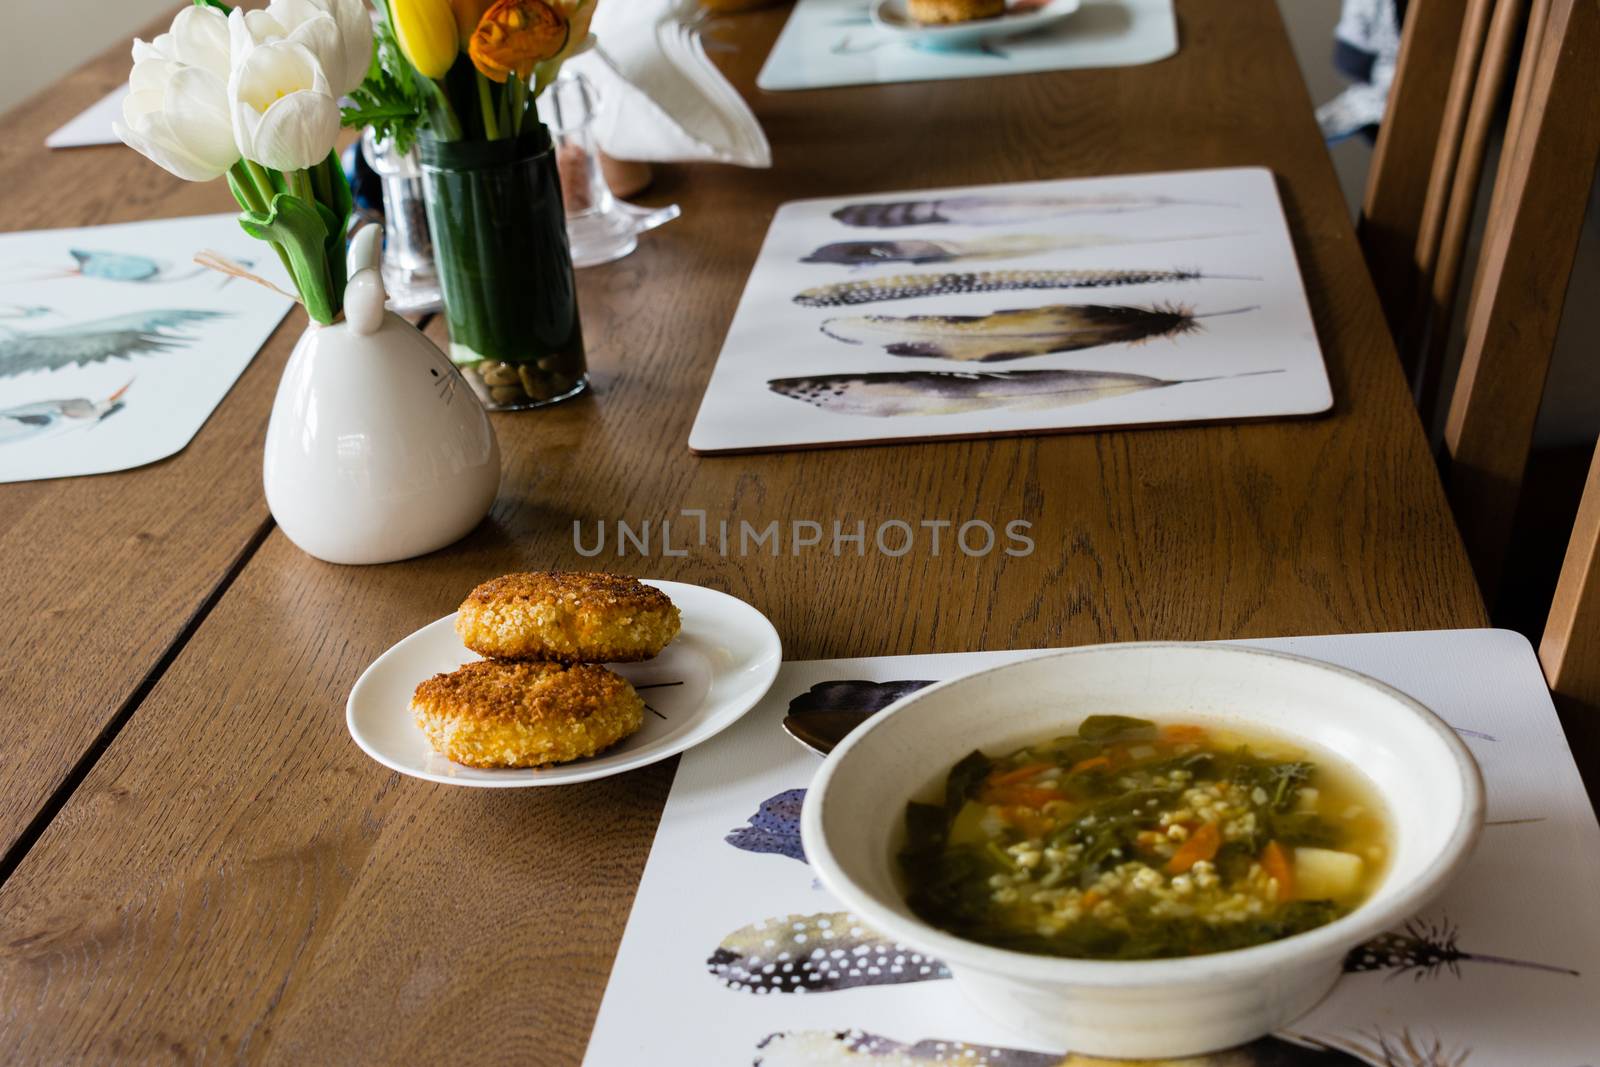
0, 0, 1490, 1062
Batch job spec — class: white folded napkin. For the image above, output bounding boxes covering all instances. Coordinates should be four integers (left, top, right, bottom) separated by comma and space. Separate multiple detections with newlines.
569, 0, 771, 168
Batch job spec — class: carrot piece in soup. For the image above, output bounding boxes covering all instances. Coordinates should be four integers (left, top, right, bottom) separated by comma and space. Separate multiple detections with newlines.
995, 785, 1064, 809
1160, 723, 1208, 744
1166, 821, 1221, 873
988, 762, 1052, 787
1261, 840, 1295, 900
1068, 755, 1111, 774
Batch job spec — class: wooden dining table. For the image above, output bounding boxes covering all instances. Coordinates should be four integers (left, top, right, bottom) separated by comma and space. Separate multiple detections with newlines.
0, 0, 1493, 1061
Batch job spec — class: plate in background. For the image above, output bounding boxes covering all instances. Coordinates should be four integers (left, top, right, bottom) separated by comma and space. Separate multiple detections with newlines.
871, 0, 1082, 47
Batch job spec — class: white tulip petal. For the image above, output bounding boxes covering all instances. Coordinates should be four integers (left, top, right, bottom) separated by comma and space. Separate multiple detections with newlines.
114, 118, 228, 182
283, 16, 345, 95
165, 66, 239, 173
170, 5, 231, 80
128, 57, 181, 95
244, 9, 290, 41
250, 90, 340, 171
122, 87, 169, 125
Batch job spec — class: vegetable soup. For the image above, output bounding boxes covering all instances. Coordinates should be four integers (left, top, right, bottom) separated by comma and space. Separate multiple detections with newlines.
898, 715, 1389, 960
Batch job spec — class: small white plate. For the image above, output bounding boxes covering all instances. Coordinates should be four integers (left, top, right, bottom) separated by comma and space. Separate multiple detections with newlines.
346, 579, 782, 787
870, 0, 1082, 47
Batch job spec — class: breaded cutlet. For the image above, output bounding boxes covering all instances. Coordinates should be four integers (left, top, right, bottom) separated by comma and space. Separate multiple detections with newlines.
455, 571, 681, 663
412, 659, 644, 768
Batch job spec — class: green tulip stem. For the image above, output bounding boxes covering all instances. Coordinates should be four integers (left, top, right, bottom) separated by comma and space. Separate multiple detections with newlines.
506, 76, 526, 137
227, 160, 298, 291
228, 161, 267, 214
476, 72, 500, 140
289, 168, 315, 205
243, 159, 279, 207
425, 78, 462, 140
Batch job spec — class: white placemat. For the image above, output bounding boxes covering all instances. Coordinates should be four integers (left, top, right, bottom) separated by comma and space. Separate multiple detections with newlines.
688, 166, 1332, 453
0, 214, 294, 482
585, 629, 1600, 1065
757, 0, 1177, 91
46, 87, 125, 148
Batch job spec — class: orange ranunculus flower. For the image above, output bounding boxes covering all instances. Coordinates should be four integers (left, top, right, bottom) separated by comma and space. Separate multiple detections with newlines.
467, 0, 568, 84
449, 0, 493, 45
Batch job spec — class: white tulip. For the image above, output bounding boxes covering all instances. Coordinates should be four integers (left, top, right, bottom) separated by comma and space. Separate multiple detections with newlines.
114, 55, 238, 182
227, 9, 343, 173
240, 0, 374, 98
130, 4, 231, 81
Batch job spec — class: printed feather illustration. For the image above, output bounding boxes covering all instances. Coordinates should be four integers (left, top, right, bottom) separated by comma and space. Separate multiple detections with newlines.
1308, 1028, 1470, 1067
768, 368, 1283, 418
726, 788, 808, 863
0, 309, 226, 379
832, 194, 1232, 228
819, 303, 1253, 362
708, 911, 950, 993
800, 233, 1241, 267
0, 381, 130, 447
1343, 917, 1579, 980
794, 268, 1222, 308
753, 1029, 1369, 1066
782, 679, 935, 755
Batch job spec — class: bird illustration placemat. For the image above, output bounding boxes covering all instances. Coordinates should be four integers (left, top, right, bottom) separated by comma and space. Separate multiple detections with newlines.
584, 629, 1600, 1064
0, 213, 294, 483
757, 0, 1177, 91
687, 166, 1332, 453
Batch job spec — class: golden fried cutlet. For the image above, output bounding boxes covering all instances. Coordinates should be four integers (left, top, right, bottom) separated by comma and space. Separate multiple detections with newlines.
907, 0, 1003, 22
455, 572, 681, 663
411, 660, 645, 768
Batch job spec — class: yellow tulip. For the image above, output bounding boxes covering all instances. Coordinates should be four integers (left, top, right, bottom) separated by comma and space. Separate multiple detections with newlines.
391, 0, 459, 79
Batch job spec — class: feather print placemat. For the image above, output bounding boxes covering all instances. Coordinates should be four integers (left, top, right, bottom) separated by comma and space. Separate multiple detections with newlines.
757, 0, 1178, 92
687, 166, 1332, 453
0, 214, 294, 483
584, 629, 1600, 1065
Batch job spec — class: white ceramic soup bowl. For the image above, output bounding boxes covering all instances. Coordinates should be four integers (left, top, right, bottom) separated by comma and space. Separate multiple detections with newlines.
800, 642, 1484, 1058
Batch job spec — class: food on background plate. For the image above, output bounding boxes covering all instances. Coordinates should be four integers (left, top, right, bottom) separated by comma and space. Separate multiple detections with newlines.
907, 0, 1004, 24
412, 660, 645, 768
456, 571, 682, 663
899, 715, 1388, 960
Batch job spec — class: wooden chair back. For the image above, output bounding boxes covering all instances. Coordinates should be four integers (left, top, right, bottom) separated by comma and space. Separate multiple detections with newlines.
1360, 0, 1600, 708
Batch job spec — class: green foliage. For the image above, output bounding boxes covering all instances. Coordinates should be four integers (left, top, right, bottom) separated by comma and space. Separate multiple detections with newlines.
943, 750, 993, 819
342, 2, 430, 154
1076, 714, 1157, 741
238, 192, 343, 324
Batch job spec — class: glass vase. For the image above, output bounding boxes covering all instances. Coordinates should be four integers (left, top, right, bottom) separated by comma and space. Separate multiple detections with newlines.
419, 126, 588, 410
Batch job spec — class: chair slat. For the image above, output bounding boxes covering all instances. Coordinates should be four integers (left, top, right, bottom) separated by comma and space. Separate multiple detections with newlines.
1542, 447, 1600, 711
1360, 0, 1471, 338
1411, 0, 1529, 422
1441, 0, 1600, 591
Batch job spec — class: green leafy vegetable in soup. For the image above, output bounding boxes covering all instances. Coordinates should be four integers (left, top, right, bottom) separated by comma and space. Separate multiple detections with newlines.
898, 716, 1388, 960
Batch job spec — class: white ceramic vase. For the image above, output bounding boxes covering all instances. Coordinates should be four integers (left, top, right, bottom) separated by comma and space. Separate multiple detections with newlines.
263, 226, 501, 565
